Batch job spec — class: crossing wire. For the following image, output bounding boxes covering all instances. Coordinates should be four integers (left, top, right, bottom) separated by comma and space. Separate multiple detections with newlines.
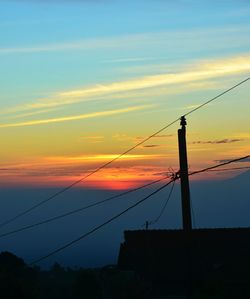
29, 154, 249, 265
0, 176, 169, 239
5, 160, 249, 238
207, 166, 250, 172
1, 77, 249, 229
29, 179, 175, 265
144, 163, 250, 228
148, 180, 176, 226
3, 161, 249, 239
184, 77, 250, 117
189, 155, 250, 176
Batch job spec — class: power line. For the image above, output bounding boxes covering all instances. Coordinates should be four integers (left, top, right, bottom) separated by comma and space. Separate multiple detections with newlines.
29, 179, 175, 265
0, 178, 90, 229
1, 77, 249, 229
184, 77, 250, 117
207, 166, 250, 172
189, 155, 250, 177
29, 154, 250, 265
6, 162, 249, 238
142, 161, 250, 229
0, 176, 169, 239
0, 120, 180, 230
10, 156, 248, 237
148, 180, 176, 226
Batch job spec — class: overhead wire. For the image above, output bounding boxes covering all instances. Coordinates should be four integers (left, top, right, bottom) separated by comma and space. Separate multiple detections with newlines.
184, 77, 250, 117
147, 180, 176, 226
29, 154, 249, 265
144, 163, 250, 228
187, 155, 250, 227
207, 166, 250, 172
189, 155, 250, 176
29, 178, 175, 265
1, 77, 249, 229
5, 161, 249, 239
0, 176, 170, 239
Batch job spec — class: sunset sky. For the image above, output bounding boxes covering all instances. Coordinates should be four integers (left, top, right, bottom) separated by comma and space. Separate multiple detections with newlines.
1, 0, 250, 190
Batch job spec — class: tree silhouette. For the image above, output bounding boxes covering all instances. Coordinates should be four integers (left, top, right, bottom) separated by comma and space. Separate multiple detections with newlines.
0, 251, 38, 299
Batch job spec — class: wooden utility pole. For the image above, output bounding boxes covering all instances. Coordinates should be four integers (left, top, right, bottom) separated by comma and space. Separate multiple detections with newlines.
178, 116, 193, 299
178, 116, 192, 231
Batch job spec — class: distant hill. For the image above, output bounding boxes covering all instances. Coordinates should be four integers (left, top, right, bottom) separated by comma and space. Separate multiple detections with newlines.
190, 170, 250, 228
228, 169, 250, 185
0, 171, 249, 268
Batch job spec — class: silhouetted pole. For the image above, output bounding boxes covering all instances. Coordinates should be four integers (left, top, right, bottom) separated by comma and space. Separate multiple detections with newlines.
178, 116, 193, 299
178, 116, 192, 232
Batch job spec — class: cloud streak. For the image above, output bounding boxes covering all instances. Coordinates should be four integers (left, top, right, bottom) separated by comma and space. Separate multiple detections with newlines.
143, 144, 161, 148
0, 105, 151, 128
58, 56, 250, 98
1, 25, 249, 55
192, 138, 243, 145
0, 33, 149, 55
3, 54, 250, 118
52, 153, 162, 162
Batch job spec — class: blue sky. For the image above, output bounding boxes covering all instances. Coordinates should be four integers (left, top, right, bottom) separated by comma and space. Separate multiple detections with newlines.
1, 0, 250, 102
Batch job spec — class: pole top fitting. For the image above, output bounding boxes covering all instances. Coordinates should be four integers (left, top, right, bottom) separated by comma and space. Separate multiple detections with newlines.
180, 116, 187, 127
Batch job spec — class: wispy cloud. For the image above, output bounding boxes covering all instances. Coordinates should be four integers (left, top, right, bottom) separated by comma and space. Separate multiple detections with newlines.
52, 153, 162, 162
143, 144, 161, 148
0, 105, 151, 128
3, 54, 250, 117
58, 56, 250, 98
0, 33, 149, 55
0, 160, 171, 189
2, 108, 60, 120
191, 138, 243, 145
1, 25, 249, 55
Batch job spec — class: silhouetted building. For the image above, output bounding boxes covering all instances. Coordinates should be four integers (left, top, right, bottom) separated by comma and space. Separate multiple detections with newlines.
118, 228, 250, 298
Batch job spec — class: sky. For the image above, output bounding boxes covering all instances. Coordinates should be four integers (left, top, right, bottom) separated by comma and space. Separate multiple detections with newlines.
0, 0, 250, 267
0, 0, 250, 190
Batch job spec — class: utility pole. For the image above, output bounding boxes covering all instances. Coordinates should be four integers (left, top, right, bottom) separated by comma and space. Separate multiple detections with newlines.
178, 116, 192, 232
178, 116, 193, 299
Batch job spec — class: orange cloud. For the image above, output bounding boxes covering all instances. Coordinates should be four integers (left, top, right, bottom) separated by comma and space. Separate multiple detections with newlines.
0, 155, 171, 190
